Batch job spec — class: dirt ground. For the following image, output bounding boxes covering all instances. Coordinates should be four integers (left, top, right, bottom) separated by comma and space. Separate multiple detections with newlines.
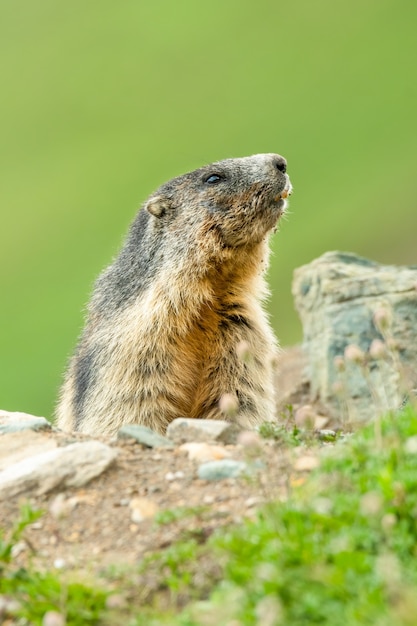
0, 347, 327, 577
2, 436, 324, 575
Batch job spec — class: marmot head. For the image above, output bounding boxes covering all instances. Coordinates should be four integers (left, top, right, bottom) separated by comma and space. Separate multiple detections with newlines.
144, 153, 292, 249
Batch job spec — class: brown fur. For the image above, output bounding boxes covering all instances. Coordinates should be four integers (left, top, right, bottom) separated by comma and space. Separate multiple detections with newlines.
56, 153, 292, 436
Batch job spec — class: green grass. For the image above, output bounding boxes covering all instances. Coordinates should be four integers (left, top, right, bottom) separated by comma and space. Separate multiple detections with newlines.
2, 404, 417, 625
0, 503, 43, 568
0, 505, 108, 625
180, 405, 417, 626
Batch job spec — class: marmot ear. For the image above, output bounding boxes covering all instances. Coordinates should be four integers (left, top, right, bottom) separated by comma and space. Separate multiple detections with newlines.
145, 196, 170, 219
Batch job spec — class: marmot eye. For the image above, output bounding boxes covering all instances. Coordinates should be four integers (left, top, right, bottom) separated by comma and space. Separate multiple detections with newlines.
204, 174, 223, 184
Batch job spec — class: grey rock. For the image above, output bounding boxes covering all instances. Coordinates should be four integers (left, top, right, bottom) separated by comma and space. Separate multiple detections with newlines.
117, 424, 174, 448
197, 459, 248, 481
0, 410, 51, 434
293, 251, 417, 423
0, 431, 57, 471
167, 417, 241, 444
0, 441, 118, 500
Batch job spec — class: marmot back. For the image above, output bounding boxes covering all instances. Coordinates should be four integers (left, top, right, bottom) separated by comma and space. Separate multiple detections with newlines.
56, 153, 292, 436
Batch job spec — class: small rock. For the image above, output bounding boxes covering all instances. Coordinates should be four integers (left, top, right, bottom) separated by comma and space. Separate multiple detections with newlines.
0, 441, 118, 500
197, 459, 248, 481
53, 558, 66, 570
117, 424, 174, 448
293, 455, 320, 472
167, 417, 241, 444
42, 610, 66, 626
164, 470, 184, 481
0, 410, 51, 435
179, 442, 231, 462
129, 497, 159, 523
0, 431, 57, 472
49, 493, 79, 519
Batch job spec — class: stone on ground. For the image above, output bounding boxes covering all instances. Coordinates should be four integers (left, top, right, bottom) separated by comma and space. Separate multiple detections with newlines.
197, 459, 248, 481
117, 424, 174, 448
0, 409, 51, 434
167, 417, 241, 444
0, 430, 57, 471
129, 497, 159, 523
179, 442, 231, 462
0, 441, 118, 499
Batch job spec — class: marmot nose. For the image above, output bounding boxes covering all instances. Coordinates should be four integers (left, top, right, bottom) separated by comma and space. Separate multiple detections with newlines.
271, 155, 287, 174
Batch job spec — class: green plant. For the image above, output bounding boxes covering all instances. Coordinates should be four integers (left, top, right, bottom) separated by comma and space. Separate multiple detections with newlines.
0, 502, 43, 569
2, 572, 108, 626
140, 540, 200, 596
258, 405, 302, 446
178, 405, 417, 626
0, 505, 108, 625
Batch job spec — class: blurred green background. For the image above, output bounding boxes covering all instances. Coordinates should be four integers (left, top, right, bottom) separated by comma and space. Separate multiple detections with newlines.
1, 0, 416, 419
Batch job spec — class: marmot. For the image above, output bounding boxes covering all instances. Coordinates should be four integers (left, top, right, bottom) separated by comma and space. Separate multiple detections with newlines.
56, 153, 292, 436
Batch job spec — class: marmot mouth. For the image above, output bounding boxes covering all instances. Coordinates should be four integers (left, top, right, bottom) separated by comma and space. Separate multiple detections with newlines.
273, 187, 291, 203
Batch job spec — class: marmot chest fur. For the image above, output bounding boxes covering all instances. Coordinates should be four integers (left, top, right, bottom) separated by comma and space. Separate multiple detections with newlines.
56, 153, 292, 435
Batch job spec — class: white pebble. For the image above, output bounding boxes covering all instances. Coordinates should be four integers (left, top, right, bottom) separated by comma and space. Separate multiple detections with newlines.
165, 470, 184, 481
42, 610, 66, 626
129, 497, 159, 523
